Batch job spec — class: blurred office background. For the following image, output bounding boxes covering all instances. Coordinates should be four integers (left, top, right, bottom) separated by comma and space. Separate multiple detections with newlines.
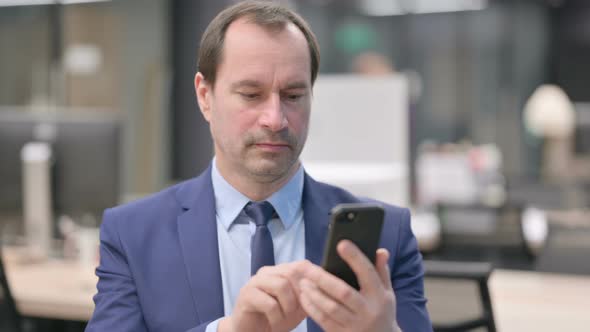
1, 0, 590, 331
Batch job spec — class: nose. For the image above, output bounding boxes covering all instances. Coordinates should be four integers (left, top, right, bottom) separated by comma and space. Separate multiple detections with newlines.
258, 94, 287, 132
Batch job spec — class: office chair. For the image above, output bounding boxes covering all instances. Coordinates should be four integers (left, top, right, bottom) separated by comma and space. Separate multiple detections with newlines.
424, 260, 496, 332
0, 246, 23, 332
432, 203, 535, 270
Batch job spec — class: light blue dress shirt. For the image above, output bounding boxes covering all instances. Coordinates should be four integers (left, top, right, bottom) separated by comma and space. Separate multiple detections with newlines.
206, 159, 307, 332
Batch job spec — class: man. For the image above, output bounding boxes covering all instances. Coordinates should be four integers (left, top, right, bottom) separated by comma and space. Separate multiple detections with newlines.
86, 1, 431, 332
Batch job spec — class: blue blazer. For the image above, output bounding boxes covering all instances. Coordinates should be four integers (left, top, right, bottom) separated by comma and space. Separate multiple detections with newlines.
86, 166, 431, 332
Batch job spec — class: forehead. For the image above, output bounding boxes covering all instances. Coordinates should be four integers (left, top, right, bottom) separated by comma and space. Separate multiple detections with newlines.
215, 17, 311, 87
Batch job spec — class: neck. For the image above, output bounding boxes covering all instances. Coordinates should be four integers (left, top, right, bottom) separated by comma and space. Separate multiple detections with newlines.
215, 160, 300, 201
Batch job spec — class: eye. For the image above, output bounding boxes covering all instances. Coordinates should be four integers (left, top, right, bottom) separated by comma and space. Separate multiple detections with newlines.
239, 92, 260, 100
283, 91, 306, 102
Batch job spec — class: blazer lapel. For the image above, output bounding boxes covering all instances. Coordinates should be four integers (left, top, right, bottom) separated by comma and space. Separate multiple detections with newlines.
303, 173, 331, 332
176, 166, 224, 324
302, 173, 331, 266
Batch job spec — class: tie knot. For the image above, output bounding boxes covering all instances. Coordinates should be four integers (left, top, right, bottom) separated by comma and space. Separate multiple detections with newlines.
244, 201, 275, 227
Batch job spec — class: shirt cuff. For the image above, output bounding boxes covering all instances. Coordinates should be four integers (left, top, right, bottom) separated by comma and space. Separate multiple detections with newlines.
205, 317, 222, 332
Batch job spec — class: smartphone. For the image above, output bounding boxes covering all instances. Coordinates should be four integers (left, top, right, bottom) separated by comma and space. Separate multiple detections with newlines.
321, 203, 385, 290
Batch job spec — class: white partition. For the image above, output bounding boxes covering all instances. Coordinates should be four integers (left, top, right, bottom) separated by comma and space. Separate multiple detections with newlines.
301, 74, 410, 207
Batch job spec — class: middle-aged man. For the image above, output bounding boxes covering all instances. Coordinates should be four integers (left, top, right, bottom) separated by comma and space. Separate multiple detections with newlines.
86, 1, 431, 332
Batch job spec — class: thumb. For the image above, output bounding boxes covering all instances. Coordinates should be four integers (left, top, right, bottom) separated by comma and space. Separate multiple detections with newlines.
376, 248, 393, 290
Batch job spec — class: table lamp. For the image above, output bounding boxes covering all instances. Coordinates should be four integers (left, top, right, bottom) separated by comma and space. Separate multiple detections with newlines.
523, 84, 575, 181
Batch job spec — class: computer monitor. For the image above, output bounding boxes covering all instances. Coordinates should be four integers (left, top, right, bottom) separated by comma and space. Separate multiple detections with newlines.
0, 109, 121, 223
574, 105, 590, 155
300, 75, 410, 207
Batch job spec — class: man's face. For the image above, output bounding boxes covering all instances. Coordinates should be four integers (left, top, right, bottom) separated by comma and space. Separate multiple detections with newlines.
196, 18, 312, 184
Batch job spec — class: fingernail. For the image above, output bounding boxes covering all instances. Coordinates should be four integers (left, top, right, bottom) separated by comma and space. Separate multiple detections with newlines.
338, 240, 351, 254
340, 239, 351, 247
378, 248, 390, 262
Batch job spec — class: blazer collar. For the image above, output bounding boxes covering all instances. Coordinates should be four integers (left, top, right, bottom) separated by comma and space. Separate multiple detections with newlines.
302, 173, 331, 266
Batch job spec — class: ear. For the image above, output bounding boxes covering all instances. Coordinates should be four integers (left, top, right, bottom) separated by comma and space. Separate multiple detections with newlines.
195, 72, 212, 122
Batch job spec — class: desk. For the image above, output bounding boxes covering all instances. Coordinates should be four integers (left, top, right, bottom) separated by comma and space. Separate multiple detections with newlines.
3, 247, 590, 330
3, 247, 96, 321
490, 269, 590, 331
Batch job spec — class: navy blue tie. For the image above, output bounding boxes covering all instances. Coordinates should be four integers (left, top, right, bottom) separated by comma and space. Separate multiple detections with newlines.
244, 201, 276, 275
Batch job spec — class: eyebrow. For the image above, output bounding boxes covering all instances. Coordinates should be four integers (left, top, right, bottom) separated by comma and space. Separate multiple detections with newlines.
284, 81, 310, 90
230, 80, 262, 90
230, 80, 310, 91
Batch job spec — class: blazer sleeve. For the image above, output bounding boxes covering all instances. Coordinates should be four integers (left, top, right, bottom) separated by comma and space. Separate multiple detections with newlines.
391, 208, 432, 332
86, 209, 216, 332
85, 208, 148, 331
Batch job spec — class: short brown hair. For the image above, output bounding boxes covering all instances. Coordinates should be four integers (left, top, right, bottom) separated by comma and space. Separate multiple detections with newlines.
197, 0, 320, 88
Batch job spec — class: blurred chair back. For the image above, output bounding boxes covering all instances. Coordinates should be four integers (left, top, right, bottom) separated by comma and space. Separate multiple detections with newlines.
0, 246, 22, 332
535, 211, 590, 274
424, 260, 496, 332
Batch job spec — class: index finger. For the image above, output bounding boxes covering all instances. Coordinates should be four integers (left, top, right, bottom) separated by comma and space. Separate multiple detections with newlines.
275, 260, 314, 293
337, 240, 384, 293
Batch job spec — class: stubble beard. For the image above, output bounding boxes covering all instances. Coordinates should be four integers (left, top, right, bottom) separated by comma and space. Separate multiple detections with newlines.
240, 129, 304, 183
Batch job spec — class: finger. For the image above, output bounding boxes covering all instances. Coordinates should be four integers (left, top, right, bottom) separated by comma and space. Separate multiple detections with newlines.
337, 240, 383, 293
245, 287, 285, 327
257, 262, 301, 278
256, 261, 310, 302
279, 260, 314, 294
253, 274, 299, 315
376, 248, 393, 290
299, 286, 345, 332
299, 261, 366, 313
299, 278, 356, 326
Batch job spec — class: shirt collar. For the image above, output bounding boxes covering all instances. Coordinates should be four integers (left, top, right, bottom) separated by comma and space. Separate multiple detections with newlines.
211, 157, 304, 231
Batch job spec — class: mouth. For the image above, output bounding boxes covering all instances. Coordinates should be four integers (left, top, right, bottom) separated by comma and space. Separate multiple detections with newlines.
254, 142, 291, 152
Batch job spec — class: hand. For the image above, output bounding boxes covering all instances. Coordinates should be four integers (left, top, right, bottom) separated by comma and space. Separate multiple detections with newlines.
219, 262, 307, 332
297, 240, 400, 332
